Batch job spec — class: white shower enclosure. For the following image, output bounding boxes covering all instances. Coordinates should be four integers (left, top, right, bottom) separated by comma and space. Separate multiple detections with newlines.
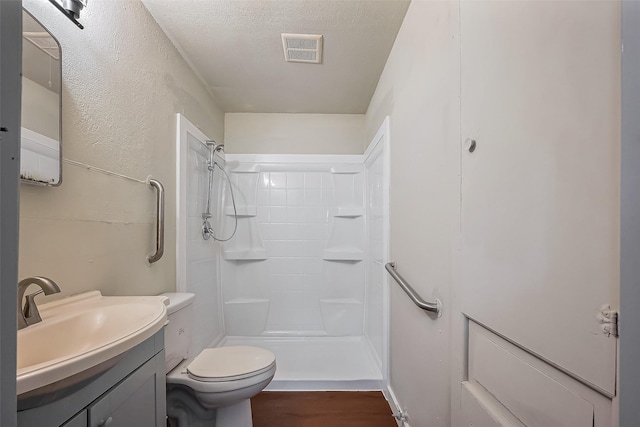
177, 114, 390, 391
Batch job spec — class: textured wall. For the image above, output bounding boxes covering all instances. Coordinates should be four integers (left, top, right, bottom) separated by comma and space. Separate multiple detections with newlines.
19, 0, 224, 298
225, 113, 364, 154
365, 1, 460, 425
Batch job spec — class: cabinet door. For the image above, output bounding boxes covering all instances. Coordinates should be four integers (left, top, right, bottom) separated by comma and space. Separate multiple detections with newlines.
460, 0, 619, 396
61, 411, 87, 427
88, 352, 166, 427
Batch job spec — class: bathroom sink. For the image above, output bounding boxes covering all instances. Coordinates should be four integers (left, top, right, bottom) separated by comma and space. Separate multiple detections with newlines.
17, 291, 167, 397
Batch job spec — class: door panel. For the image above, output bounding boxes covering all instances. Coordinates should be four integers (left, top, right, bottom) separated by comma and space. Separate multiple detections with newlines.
460, 0, 619, 395
469, 322, 594, 427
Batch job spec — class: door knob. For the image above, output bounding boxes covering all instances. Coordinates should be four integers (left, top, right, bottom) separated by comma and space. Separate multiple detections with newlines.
465, 138, 477, 153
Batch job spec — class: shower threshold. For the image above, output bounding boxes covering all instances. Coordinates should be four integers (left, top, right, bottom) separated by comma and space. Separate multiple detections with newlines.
218, 336, 383, 391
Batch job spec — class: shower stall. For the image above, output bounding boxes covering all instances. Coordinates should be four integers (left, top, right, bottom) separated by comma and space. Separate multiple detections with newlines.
176, 114, 390, 391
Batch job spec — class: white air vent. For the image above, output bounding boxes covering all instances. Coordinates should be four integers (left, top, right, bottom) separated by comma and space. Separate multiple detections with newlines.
281, 33, 323, 64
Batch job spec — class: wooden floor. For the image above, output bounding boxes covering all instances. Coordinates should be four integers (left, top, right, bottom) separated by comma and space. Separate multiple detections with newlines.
251, 391, 397, 427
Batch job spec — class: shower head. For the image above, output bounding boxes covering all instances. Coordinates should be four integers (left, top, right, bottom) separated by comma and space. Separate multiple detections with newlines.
204, 140, 224, 153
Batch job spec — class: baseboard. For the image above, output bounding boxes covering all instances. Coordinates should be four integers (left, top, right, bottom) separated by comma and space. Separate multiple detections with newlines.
384, 384, 410, 427
266, 379, 383, 392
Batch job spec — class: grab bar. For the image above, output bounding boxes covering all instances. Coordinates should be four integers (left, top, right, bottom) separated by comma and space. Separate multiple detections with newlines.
147, 178, 165, 264
385, 262, 442, 316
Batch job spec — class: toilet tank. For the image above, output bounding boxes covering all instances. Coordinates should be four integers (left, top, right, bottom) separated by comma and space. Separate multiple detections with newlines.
161, 292, 195, 373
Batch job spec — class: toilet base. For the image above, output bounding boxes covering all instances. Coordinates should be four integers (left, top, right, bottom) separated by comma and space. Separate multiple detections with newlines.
216, 399, 252, 427
166, 385, 255, 427
166, 385, 216, 427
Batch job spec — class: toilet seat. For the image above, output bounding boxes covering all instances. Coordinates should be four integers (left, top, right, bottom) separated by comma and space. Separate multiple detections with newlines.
186, 346, 276, 383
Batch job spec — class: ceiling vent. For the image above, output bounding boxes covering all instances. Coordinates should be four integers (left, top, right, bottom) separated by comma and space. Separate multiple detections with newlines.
281, 33, 323, 64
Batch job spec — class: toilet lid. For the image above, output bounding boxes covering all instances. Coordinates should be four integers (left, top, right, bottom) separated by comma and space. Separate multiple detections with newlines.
187, 346, 276, 382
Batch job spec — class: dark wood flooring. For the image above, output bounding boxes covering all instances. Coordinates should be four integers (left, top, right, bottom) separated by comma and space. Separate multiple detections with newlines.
251, 391, 397, 427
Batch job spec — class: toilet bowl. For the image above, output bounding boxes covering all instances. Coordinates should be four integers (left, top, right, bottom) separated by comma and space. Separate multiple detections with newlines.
162, 293, 276, 427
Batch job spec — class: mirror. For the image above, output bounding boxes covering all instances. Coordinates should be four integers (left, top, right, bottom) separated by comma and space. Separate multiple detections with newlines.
21, 9, 62, 186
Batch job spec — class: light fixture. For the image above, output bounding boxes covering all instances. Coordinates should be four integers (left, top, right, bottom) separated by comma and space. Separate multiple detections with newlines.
62, 0, 86, 19
48, 0, 86, 29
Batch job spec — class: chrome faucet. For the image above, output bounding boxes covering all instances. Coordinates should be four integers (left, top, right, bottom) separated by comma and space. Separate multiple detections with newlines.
17, 276, 61, 330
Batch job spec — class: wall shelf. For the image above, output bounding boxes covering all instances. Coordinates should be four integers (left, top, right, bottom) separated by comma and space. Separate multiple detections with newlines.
323, 249, 364, 261
222, 249, 267, 260
332, 207, 364, 218
225, 298, 270, 304
330, 165, 362, 174
224, 206, 257, 217
319, 298, 363, 305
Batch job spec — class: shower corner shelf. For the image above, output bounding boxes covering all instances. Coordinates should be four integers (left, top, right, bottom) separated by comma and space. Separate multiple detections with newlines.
224, 206, 257, 217
332, 207, 364, 218
330, 165, 362, 174
228, 166, 259, 173
225, 298, 269, 305
323, 248, 364, 261
222, 248, 267, 260
319, 298, 363, 305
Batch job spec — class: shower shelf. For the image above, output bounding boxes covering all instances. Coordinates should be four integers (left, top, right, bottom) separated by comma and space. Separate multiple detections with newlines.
222, 248, 267, 260
332, 207, 364, 218
322, 249, 364, 261
224, 206, 257, 217
330, 165, 362, 174
319, 298, 362, 304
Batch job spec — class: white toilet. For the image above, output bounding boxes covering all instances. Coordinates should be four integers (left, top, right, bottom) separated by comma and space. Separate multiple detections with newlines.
162, 293, 276, 427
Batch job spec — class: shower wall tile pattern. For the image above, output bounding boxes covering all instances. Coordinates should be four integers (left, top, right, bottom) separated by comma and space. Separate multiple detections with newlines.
221, 161, 366, 337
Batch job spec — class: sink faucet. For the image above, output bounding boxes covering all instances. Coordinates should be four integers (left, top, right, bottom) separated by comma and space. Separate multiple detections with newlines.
17, 276, 61, 330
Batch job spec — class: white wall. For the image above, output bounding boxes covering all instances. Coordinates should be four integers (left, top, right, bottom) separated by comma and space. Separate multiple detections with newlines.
225, 113, 365, 154
365, 1, 461, 425
19, 0, 224, 298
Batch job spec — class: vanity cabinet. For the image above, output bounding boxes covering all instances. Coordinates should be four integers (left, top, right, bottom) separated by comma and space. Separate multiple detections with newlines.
87, 351, 165, 427
61, 412, 87, 427
19, 331, 166, 427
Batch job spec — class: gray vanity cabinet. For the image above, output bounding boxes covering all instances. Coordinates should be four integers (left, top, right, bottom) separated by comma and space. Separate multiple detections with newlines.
88, 351, 166, 427
18, 331, 166, 427
61, 412, 87, 427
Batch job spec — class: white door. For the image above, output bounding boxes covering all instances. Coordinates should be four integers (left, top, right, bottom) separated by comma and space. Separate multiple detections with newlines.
460, 0, 619, 396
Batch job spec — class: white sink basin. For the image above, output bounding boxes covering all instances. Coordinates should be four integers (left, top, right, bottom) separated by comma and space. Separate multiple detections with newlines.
17, 291, 167, 396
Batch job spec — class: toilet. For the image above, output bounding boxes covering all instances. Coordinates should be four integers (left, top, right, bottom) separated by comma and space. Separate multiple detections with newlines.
162, 293, 276, 427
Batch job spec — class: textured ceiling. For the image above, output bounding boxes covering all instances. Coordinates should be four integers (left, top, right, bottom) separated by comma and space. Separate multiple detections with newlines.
141, 0, 410, 113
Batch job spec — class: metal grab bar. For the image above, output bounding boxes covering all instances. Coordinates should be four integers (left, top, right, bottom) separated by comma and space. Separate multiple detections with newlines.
385, 262, 442, 316
147, 178, 165, 264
